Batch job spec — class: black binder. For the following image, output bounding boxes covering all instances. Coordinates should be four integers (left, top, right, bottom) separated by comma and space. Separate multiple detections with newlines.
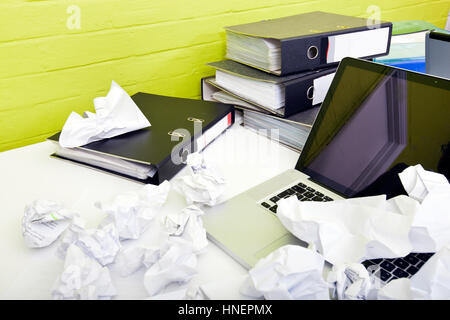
47, 93, 235, 185
226, 11, 392, 75
205, 59, 336, 117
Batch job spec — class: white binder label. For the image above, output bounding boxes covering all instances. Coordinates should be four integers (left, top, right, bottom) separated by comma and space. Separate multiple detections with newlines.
327, 27, 390, 63
313, 73, 335, 105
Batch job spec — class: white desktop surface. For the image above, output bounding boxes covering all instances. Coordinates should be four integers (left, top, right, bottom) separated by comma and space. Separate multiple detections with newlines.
0, 123, 299, 299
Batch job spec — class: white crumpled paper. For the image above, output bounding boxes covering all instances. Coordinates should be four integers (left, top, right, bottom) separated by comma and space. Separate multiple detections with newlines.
240, 245, 330, 300
277, 195, 415, 265
163, 205, 208, 253
407, 192, 450, 253
114, 246, 148, 277
327, 263, 378, 300
97, 181, 171, 240
59, 80, 150, 148
52, 244, 117, 300
378, 246, 450, 300
175, 153, 226, 206
114, 241, 168, 277
115, 204, 207, 280
399, 164, 450, 203
144, 239, 198, 297
398, 165, 450, 252
22, 200, 75, 248
57, 218, 121, 266
278, 165, 450, 261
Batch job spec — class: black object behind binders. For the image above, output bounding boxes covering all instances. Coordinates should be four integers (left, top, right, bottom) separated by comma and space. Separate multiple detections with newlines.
48, 93, 234, 185
226, 11, 392, 75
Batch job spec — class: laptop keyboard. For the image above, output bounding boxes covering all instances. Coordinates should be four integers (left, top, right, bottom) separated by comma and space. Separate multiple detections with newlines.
260, 182, 434, 283
363, 253, 434, 283
260, 182, 333, 214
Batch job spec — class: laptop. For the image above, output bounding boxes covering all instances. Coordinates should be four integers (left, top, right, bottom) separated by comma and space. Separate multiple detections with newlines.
203, 57, 450, 284
426, 31, 450, 79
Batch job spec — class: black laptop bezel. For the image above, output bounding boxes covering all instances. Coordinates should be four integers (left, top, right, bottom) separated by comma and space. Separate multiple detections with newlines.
294, 57, 450, 198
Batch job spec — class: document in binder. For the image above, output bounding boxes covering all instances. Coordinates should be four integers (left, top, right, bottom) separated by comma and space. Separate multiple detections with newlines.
205, 59, 336, 117
225, 11, 392, 75
47, 93, 234, 185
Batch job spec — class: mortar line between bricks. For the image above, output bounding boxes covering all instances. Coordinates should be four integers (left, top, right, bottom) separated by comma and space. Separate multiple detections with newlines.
0, 0, 325, 44
2, 0, 448, 45
0, 71, 208, 113
0, 39, 223, 81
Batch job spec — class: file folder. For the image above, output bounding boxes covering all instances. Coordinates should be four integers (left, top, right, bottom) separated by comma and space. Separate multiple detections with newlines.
226, 11, 392, 75
202, 79, 320, 152
48, 93, 235, 185
205, 59, 336, 117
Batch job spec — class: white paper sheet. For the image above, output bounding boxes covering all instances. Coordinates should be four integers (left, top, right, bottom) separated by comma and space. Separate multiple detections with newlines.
240, 245, 330, 300
378, 246, 450, 300
397, 165, 450, 252
22, 200, 75, 248
97, 181, 171, 240
144, 241, 198, 297
143, 245, 167, 268
277, 195, 414, 265
52, 244, 117, 300
114, 246, 147, 277
59, 80, 150, 148
164, 205, 208, 253
57, 220, 121, 266
408, 192, 450, 253
114, 242, 168, 277
327, 263, 378, 300
175, 153, 226, 206
399, 164, 450, 203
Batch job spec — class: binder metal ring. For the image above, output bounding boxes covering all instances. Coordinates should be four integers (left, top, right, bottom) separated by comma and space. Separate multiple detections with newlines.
307, 45, 319, 60
168, 131, 185, 138
306, 86, 314, 100
187, 117, 204, 123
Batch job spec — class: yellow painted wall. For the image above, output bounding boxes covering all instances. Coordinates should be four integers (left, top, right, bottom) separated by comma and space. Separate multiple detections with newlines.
0, 0, 448, 151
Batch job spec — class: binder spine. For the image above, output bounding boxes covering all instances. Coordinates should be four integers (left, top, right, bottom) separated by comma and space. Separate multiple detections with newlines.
283, 68, 337, 116
280, 24, 392, 75
283, 77, 313, 117
281, 35, 324, 74
194, 111, 234, 152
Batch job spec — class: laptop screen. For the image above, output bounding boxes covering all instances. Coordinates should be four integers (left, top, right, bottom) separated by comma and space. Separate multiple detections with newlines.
296, 58, 450, 197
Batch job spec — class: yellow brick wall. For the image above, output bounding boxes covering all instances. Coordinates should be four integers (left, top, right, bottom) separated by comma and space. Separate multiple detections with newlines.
0, 0, 448, 151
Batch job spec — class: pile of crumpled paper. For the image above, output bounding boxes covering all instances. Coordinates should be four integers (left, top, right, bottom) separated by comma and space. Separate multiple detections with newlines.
238, 164, 450, 300
22, 81, 229, 300
22, 180, 212, 300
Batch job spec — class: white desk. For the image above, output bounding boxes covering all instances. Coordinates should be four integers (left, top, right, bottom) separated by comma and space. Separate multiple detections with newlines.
0, 123, 299, 299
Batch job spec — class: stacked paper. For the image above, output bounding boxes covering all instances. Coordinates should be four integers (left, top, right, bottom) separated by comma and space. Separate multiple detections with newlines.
226, 32, 281, 73
215, 70, 285, 110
